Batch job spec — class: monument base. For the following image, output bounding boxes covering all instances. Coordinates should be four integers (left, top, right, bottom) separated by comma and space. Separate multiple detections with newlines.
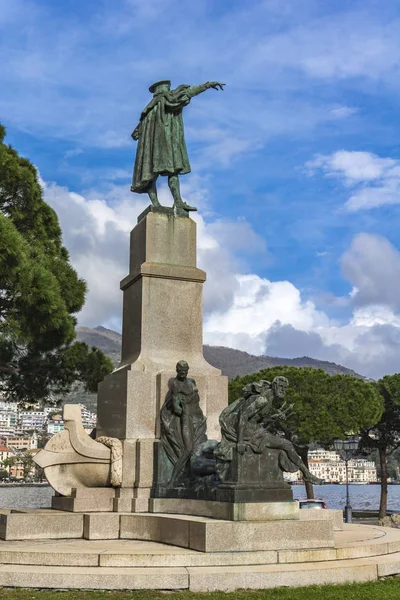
0, 510, 333, 552
51, 487, 151, 513
119, 512, 334, 552
149, 498, 299, 521
215, 484, 293, 503
1, 516, 399, 591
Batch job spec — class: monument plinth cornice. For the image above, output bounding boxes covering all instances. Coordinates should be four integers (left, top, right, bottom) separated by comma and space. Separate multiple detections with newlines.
120, 262, 206, 291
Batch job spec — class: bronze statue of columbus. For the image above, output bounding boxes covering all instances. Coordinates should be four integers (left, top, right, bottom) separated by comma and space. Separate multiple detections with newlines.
131, 80, 225, 212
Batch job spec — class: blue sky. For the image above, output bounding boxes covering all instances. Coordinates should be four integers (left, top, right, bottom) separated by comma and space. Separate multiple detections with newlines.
3, 0, 400, 378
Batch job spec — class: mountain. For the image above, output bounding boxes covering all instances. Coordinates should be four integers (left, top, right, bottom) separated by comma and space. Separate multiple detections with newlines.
70, 325, 364, 411
202, 345, 363, 380
77, 325, 364, 380
76, 326, 122, 364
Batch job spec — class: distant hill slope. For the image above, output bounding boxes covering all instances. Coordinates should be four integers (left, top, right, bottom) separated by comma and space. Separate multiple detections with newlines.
202, 345, 363, 380
77, 325, 364, 380
76, 326, 122, 365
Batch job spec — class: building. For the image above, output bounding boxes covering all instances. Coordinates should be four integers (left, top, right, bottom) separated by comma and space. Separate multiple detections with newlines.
0, 410, 18, 437
284, 448, 377, 484
0, 400, 96, 441
80, 405, 96, 431
308, 449, 340, 462
2, 433, 38, 451
308, 456, 377, 483
18, 410, 47, 432
46, 413, 65, 435
0, 402, 18, 412
348, 458, 377, 483
45, 404, 97, 436
0, 445, 13, 465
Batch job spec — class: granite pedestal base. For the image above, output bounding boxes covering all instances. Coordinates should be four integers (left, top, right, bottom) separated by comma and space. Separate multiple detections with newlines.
216, 446, 294, 503
119, 513, 334, 552
0, 522, 399, 591
149, 498, 299, 521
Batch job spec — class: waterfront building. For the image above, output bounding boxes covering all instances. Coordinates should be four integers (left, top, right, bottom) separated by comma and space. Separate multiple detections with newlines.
308, 457, 377, 483
284, 448, 378, 483
308, 449, 340, 462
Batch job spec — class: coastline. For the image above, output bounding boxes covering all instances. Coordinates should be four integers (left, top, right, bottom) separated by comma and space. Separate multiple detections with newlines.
0, 482, 50, 487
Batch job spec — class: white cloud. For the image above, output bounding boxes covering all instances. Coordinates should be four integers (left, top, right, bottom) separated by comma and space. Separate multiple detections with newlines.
41, 178, 147, 328
42, 176, 267, 328
42, 175, 400, 380
64, 148, 83, 159
245, 11, 400, 83
203, 268, 400, 380
341, 233, 400, 312
203, 231, 400, 379
307, 150, 400, 211
307, 151, 396, 183
328, 106, 358, 120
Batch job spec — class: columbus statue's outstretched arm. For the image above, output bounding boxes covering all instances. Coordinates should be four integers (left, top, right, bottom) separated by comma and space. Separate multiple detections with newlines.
187, 81, 225, 98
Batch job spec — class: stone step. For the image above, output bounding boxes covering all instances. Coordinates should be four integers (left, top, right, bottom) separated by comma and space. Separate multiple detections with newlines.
0, 552, 398, 591
187, 553, 400, 592
0, 525, 399, 568
0, 512, 84, 541
0, 564, 188, 590
119, 513, 334, 552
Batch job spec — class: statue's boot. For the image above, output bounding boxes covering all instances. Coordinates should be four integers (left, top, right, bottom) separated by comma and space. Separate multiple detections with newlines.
179, 202, 197, 211
306, 474, 325, 485
168, 175, 197, 212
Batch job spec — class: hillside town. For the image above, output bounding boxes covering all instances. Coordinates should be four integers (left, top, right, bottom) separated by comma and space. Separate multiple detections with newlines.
0, 402, 96, 481
0, 398, 382, 484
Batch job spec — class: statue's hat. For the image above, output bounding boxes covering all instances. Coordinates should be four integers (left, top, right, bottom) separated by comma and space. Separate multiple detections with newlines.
149, 80, 171, 93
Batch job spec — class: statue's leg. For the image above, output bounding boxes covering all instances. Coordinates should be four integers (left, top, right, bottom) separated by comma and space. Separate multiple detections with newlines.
168, 175, 197, 211
148, 177, 161, 207
266, 437, 323, 485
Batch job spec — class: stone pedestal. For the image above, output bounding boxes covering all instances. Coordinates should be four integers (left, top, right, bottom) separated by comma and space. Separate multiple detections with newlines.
216, 447, 293, 503
96, 211, 228, 505
149, 498, 300, 521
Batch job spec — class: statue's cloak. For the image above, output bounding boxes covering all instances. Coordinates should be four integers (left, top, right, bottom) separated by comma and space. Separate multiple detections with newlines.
132, 85, 192, 192
160, 386, 207, 468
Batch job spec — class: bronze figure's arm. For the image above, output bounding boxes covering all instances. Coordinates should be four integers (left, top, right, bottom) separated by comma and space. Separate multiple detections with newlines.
187, 81, 226, 98
131, 124, 141, 141
236, 409, 247, 455
170, 380, 183, 416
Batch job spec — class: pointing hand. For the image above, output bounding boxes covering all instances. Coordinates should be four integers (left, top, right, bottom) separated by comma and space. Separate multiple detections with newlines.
209, 82, 226, 91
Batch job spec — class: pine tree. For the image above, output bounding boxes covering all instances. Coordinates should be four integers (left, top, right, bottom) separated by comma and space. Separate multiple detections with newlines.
0, 124, 113, 405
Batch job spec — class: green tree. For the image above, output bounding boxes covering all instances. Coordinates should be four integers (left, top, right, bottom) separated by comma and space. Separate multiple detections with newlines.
0, 124, 113, 405
37, 434, 51, 449
18, 451, 34, 479
360, 374, 400, 518
2, 456, 16, 473
229, 367, 382, 498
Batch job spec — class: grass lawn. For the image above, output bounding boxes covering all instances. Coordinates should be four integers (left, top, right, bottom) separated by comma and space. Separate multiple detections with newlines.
0, 579, 399, 600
